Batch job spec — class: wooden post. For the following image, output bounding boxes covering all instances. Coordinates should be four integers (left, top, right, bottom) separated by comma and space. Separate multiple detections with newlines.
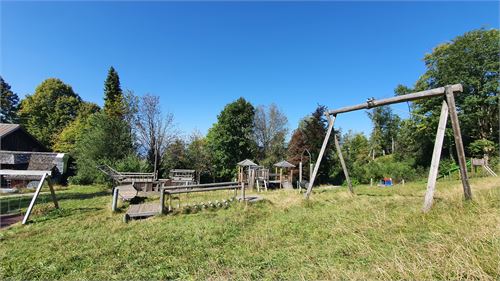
299, 162, 303, 184
241, 182, 245, 200
445, 87, 472, 200
22, 173, 48, 224
112, 188, 119, 212
279, 168, 283, 189
47, 177, 59, 209
160, 188, 165, 214
305, 114, 336, 199
334, 133, 354, 194
423, 100, 449, 212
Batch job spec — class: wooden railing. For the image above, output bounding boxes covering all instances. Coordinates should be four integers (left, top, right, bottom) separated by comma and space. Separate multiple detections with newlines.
159, 182, 243, 213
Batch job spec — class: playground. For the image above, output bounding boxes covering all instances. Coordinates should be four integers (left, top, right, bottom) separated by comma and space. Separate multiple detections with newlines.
0, 176, 499, 280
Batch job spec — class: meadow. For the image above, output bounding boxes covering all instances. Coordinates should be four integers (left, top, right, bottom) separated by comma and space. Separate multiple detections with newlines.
1, 177, 499, 280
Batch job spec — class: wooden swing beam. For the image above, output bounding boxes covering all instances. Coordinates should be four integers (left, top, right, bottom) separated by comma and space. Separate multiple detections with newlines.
304, 84, 472, 212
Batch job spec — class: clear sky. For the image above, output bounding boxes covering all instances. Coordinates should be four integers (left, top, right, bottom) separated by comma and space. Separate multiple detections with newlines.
1, 1, 498, 137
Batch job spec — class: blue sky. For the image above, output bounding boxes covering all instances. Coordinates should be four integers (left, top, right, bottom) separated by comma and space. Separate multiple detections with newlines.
1, 1, 498, 137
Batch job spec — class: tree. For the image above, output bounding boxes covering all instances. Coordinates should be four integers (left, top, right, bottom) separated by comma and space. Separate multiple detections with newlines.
103, 66, 125, 118
71, 112, 134, 184
135, 94, 176, 176
206, 97, 256, 181
396, 29, 499, 164
0, 76, 19, 123
367, 106, 400, 157
18, 78, 82, 149
185, 131, 213, 183
253, 103, 288, 167
162, 138, 188, 175
53, 102, 100, 154
287, 105, 334, 184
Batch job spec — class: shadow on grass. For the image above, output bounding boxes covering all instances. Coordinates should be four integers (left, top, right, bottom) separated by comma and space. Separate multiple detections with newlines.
27, 207, 103, 224
0, 190, 109, 215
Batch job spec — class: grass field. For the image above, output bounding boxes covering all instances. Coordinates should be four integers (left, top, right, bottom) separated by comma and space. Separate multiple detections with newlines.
1, 177, 499, 280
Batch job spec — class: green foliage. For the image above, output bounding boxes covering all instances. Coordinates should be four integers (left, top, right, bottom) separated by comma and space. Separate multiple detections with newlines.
162, 138, 189, 177
103, 66, 125, 118
253, 104, 288, 168
185, 132, 213, 183
0, 76, 19, 123
53, 102, 100, 154
114, 154, 149, 173
354, 155, 421, 183
18, 78, 82, 149
71, 112, 134, 184
367, 106, 400, 156
468, 138, 497, 158
206, 98, 256, 181
397, 29, 499, 165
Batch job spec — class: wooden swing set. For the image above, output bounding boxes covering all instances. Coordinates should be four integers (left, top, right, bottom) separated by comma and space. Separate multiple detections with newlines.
304, 84, 473, 212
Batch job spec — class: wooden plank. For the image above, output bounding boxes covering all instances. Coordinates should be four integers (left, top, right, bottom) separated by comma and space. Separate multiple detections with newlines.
305, 114, 336, 199
0, 170, 52, 176
22, 173, 48, 224
445, 87, 472, 200
328, 84, 462, 115
334, 133, 354, 194
126, 203, 161, 218
422, 100, 449, 212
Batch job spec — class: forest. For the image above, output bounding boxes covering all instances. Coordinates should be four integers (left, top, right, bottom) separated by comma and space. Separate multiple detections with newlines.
1, 29, 498, 186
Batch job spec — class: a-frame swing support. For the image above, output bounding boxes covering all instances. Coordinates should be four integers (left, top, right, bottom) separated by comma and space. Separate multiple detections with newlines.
304, 84, 472, 211
0, 170, 59, 224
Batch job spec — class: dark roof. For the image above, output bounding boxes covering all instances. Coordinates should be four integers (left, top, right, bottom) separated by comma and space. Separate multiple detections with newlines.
0, 124, 20, 137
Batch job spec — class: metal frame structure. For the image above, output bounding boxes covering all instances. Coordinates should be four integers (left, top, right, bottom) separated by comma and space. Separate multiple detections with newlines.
304, 84, 472, 211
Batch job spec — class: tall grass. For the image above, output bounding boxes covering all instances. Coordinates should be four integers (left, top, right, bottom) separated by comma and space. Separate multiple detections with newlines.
0, 177, 499, 280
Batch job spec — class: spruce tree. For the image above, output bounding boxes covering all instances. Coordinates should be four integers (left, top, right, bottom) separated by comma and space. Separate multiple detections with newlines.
0, 76, 20, 123
103, 66, 124, 118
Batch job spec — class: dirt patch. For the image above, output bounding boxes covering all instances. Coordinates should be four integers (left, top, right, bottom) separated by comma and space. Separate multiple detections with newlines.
0, 213, 23, 228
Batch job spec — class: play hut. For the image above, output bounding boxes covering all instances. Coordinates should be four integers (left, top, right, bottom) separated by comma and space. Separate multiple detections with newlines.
273, 160, 296, 189
237, 159, 258, 189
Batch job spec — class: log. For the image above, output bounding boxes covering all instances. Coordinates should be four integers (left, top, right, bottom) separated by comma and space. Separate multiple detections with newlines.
305, 114, 336, 199
422, 100, 449, 212
328, 84, 462, 115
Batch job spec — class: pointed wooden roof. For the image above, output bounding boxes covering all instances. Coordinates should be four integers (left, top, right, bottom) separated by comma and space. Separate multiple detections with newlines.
273, 160, 296, 168
237, 159, 258, 167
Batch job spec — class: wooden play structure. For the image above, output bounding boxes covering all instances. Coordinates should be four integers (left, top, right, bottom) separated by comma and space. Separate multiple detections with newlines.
169, 169, 197, 185
271, 160, 296, 189
0, 170, 59, 224
237, 159, 258, 189
304, 84, 473, 212
119, 181, 244, 222
471, 157, 497, 177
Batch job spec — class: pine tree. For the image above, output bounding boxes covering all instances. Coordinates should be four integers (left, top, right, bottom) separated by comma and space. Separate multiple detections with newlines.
0, 76, 20, 123
103, 66, 124, 118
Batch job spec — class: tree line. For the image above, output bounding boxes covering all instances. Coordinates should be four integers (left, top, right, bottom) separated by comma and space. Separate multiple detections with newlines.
1, 28, 498, 185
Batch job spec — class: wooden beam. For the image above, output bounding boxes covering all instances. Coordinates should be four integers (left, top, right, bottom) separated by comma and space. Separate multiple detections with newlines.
0, 170, 52, 176
112, 188, 119, 212
305, 114, 336, 199
334, 133, 354, 194
422, 100, 449, 212
47, 177, 59, 209
445, 86, 472, 200
328, 84, 462, 115
22, 173, 48, 224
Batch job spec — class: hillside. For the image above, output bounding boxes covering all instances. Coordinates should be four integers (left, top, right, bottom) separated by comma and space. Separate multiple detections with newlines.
1, 177, 499, 280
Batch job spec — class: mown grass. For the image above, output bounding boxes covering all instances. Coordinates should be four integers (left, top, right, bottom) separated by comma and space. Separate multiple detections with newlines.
0, 177, 499, 280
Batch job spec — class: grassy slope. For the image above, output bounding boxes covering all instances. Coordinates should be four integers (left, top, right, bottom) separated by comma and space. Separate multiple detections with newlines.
0, 177, 499, 280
